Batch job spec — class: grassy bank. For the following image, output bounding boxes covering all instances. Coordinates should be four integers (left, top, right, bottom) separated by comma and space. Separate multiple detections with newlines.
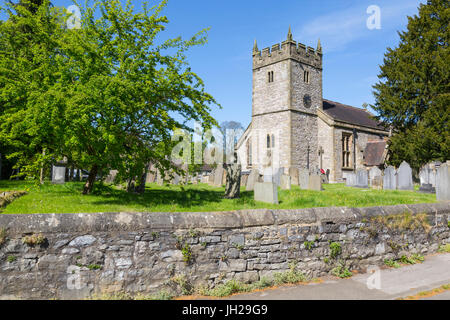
0, 180, 436, 214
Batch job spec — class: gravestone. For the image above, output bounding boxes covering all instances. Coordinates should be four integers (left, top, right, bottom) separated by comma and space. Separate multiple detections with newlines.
419, 165, 436, 193
208, 170, 215, 185
171, 173, 180, 185
355, 169, 368, 188
156, 170, 164, 186
213, 166, 224, 187
436, 163, 450, 201
280, 174, 291, 190
104, 170, 118, 184
246, 169, 260, 191
299, 168, 309, 189
308, 174, 322, 191
272, 167, 283, 186
52, 165, 66, 184
320, 174, 328, 184
240, 173, 249, 188
369, 167, 382, 189
345, 173, 356, 187
263, 167, 273, 183
397, 161, 413, 190
383, 166, 396, 190
254, 182, 278, 204
201, 175, 209, 184
145, 170, 156, 184
289, 167, 299, 185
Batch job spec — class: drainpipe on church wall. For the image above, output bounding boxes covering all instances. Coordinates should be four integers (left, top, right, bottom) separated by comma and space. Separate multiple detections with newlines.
353, 128, 357, 171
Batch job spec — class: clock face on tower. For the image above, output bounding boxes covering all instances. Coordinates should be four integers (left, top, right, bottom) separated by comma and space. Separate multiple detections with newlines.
303, 94, 312, 108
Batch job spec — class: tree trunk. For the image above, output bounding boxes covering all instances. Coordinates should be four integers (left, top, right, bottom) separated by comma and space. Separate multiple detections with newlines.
223, 163, 241, 199
82, 165, 98, 195
135, 169, 147, 194
39, 149, 45, 184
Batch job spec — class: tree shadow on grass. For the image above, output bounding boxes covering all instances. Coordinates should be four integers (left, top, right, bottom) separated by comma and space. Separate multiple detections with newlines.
90, 184, 256, 210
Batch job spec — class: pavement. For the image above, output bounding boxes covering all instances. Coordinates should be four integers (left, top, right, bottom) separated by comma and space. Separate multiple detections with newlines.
223, 253, 450, 300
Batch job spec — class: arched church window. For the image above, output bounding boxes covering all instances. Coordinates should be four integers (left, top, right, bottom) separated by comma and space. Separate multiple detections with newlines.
267, 134, 271, 148
271, 134, 275, 148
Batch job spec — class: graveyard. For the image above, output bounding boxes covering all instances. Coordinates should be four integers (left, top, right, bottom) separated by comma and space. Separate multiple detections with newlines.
0, 178, 437, 214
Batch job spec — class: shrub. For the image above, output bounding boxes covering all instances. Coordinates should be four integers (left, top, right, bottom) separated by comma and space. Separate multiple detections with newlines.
181, 243, 192, 264
384, 259, 401, 268
0, 228, 7, 246
331, 262, 352, 278
329, 242, 342, 259
22, 233, 46, 246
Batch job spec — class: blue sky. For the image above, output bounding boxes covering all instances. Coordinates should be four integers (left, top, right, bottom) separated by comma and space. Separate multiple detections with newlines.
5, 0, 426, 128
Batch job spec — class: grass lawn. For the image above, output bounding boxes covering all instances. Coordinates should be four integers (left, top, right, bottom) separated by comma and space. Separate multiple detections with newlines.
0, 180, 437, 214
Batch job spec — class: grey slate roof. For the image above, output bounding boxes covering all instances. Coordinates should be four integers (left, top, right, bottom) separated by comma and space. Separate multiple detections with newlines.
322, 99, 387, 131
363, 140, 387, 166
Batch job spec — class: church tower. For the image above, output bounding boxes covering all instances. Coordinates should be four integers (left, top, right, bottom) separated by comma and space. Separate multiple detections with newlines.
251, 28, 323, 172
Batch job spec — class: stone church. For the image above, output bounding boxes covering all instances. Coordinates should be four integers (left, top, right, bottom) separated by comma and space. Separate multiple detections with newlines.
236, 28, 390, 183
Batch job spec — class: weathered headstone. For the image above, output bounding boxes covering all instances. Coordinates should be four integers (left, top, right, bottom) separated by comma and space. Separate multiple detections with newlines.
320, 174, 328, 184
436, 163, 450, 201
145, 170, 156, 184
240, 173, 249, 188
104, 170, 118, 184
208, 170, 215, 184
201, 175, 209, 184
397, 161, 413, 190
289, 167, 299, 185
383, 166, 396, 190
299, 168, 309, 189
369, 167, 382, 189
355, 169, 368, 188
263, 167, 273, 183
213, 166, 224, 187
280, 174, 291, 190
156, 169, 164, 186
272, 167, 283, 186
254, 182, 278, 204
52, 165, 66, 184
345, 173, 356, 187
246, 169, 260, 191
419, 165, 435, 193
308, 174, 322, 191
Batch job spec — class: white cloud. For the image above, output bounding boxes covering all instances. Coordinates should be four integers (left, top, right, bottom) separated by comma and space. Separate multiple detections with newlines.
295, 0, 424, 53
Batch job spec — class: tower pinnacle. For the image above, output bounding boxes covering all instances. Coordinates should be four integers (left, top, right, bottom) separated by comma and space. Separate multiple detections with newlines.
253, 39, 258, 52
287, 26, 293, 41
317, 38, 322, 52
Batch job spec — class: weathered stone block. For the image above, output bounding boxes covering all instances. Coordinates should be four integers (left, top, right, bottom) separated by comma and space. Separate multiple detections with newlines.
254, 182, 278, 204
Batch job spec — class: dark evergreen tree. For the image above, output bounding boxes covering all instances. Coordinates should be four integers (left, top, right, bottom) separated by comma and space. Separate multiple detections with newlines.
371, 0, 449, 170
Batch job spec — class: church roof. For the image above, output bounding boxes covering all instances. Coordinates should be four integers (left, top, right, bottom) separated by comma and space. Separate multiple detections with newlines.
364, 140, 387, 166
322, 99, 387, 131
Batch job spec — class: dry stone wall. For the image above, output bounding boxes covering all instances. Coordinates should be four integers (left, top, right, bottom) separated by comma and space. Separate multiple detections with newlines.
0, 202, 449, 299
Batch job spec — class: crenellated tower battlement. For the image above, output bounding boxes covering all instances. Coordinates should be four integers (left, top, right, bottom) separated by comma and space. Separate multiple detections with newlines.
252, 28, 322, 70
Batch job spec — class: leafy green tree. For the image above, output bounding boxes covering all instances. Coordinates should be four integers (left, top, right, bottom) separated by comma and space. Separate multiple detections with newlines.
371, 0, 449, 170
0, 0, 219, 193
60, 0, 218, 194
0, 0, 65, 181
